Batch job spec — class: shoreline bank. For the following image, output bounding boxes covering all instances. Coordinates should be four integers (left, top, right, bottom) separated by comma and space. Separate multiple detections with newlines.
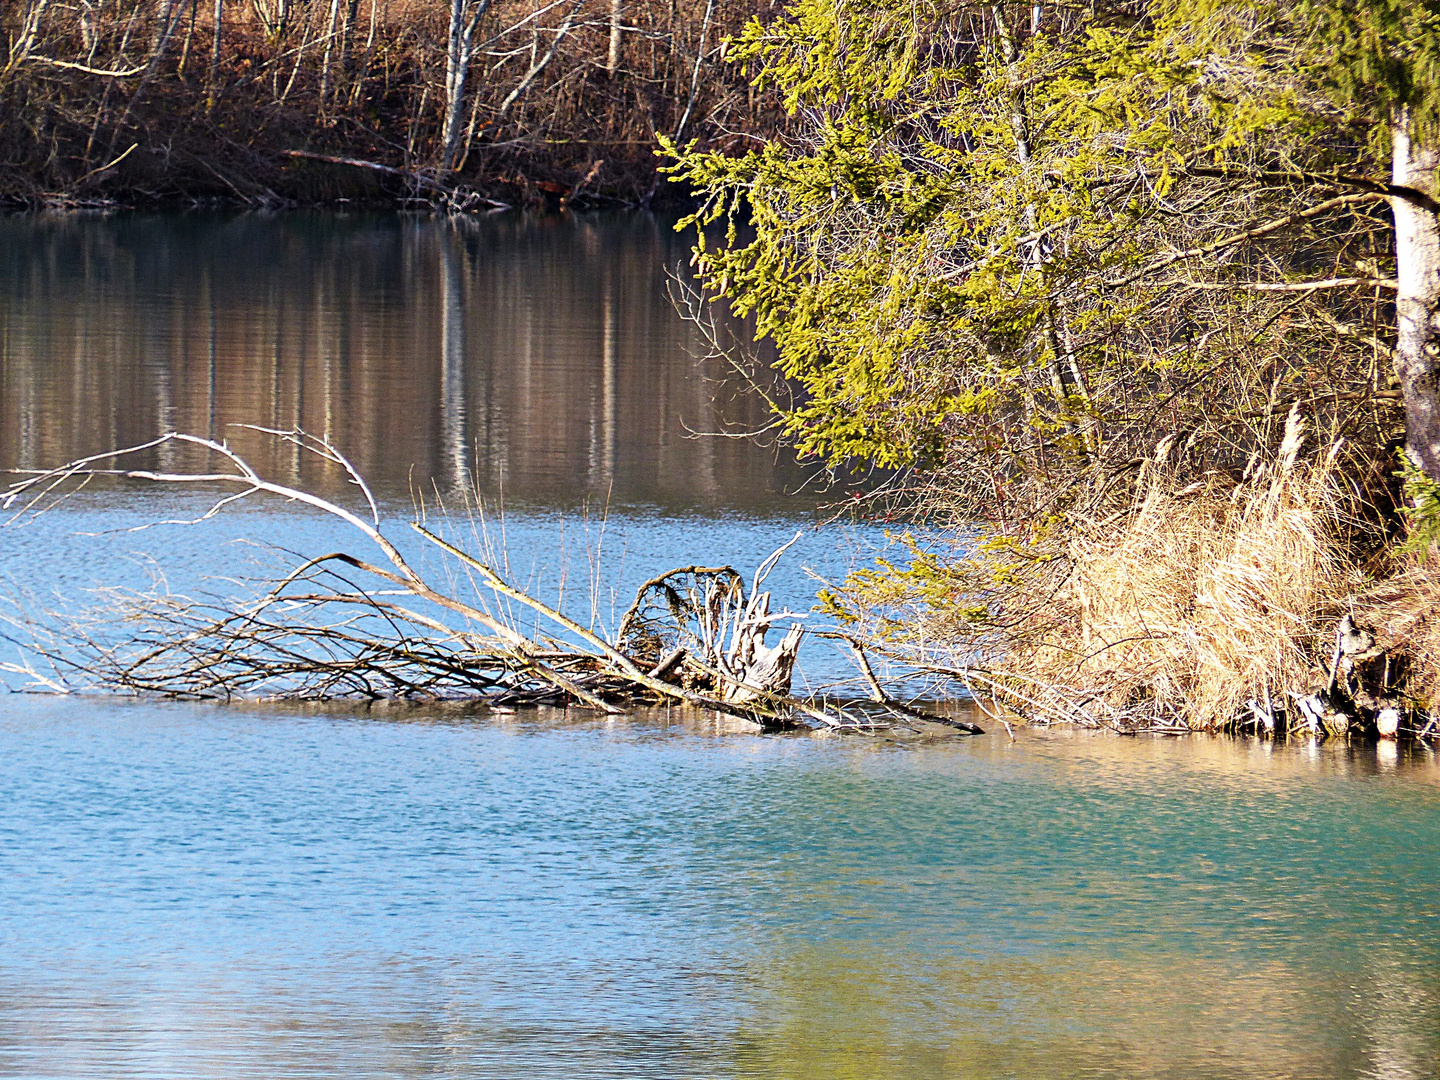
1, 1, 778, 211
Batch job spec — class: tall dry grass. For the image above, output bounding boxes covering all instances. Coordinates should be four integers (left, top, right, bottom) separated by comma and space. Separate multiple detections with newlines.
986, 408, 1369, 729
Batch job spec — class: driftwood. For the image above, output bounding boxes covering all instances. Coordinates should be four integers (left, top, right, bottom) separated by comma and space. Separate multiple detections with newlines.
615, 543, 807, 706
1269, 614, 1413, 740
1213, 613, 1434, 741
0, 430, 979, 736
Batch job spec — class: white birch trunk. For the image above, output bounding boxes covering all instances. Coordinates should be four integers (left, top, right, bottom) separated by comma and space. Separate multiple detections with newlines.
441, 0, 491, 173
441, 0, 469, 172
1392, 108, 1440, 480
607, 0, 623, 76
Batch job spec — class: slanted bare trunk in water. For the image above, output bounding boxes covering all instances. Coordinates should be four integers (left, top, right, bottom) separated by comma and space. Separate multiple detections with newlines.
1392, 109, 1440, 480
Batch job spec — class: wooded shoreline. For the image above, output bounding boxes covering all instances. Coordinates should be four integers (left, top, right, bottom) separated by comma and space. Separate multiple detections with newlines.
0, 0, 782, 209
8, 0, 1440, 741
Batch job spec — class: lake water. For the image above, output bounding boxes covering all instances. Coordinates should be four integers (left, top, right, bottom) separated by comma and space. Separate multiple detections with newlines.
0, 210, 815, 509
2, 212, 1439, 1079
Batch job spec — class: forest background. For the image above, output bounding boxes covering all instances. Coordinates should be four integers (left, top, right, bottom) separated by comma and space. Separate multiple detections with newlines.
5, 0, 1440, 735
0, 0, 788, 206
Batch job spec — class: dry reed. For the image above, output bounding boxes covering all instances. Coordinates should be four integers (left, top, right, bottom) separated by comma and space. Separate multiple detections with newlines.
996, 408, 1365, 729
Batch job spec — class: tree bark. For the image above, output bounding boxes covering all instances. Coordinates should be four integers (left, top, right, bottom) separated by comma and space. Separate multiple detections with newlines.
316, 0, 342, 114
1393, 108, 1440, 480
206, 0, 222, 110
607, 0, 623, 76
441, 0, 468, 172
992, 4, 1093, 456
441, 0, 492, 173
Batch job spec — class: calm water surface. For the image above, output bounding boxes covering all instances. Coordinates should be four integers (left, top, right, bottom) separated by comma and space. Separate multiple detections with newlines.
2, 703, 1439, 1079
2, 212, 1439, 1079
0, 210, 814, 508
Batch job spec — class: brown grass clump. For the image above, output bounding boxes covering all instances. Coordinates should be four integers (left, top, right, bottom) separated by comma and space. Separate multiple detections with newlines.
835, 407, 1377, 732
1009, 409, 1366, 729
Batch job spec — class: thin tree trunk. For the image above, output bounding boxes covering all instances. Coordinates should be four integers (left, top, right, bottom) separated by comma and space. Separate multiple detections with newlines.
347, 0, 378, 107
2, 0, 54, 81
992, 5, 1084, 426
1392, 108, 1440, 480
442, 0, 470, 172
277, 0, 319, 106
107, 0, 187, 154
207, 0, 222, 111
607, 0, 623, 76
441, 0, 493, 174
148, 0, 185, 68
672, 0, 714, 142
84, 0, 145, 165
341, 0, 360, 71
317, 0, 342, 116
177, 0, 198, 80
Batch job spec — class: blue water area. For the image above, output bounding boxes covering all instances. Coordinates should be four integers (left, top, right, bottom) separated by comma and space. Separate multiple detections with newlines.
1, 696, 1437, 1079
3, 210, 1438, 1080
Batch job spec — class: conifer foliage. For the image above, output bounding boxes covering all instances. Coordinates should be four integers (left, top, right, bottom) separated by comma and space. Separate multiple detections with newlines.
666, 0, 1432, 498
666, 0, 1440, 722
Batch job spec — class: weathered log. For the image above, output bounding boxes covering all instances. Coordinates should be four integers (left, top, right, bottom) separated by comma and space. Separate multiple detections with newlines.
719, 592, 803, 705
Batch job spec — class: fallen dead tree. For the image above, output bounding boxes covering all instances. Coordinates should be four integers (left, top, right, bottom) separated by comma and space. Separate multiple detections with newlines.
0, 429, 980, 735
278, 151, 513, 212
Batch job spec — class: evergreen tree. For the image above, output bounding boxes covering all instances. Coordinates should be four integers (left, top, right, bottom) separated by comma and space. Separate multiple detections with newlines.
665, 0, 1434, 510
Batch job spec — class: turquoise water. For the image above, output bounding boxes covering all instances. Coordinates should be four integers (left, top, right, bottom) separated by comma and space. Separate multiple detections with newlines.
1, 698, 1437, 1079
2, 211, 1439, 1078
